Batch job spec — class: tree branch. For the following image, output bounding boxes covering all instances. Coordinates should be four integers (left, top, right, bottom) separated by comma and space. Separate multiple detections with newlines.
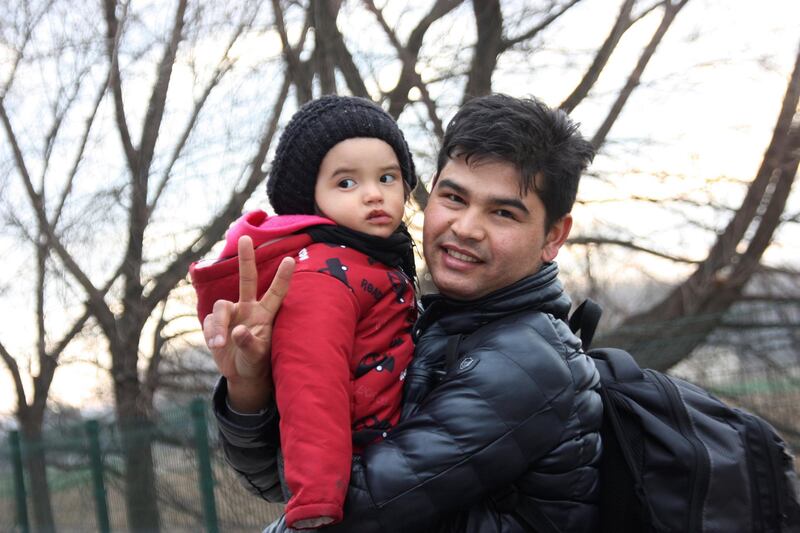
143, 71, 292, 313
144, 302, 169, 403
53, 78, 107, 227
120, 0, 187, 325
1, 0, 54, 97
501, 0, 584, 51
102, 0, 138, 172
364, 0, 463, 117
591, 0, 690, 149
48, 307, 93, 361
328, 9, 370, 98
311, 0, 339, 94
149, 14, 249, 213
560, 0, 635, 112
600, 40, 800, 370
728, 121, 800, 287
41, 69, 88, 181
137, 0, 188, 182
568, 236, 700, 263
272, 0, 313, 103
0, 99, 114, 329
0, 340, 28, 413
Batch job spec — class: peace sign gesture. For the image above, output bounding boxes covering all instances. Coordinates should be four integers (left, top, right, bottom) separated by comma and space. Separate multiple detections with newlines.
203, 235, 295, 413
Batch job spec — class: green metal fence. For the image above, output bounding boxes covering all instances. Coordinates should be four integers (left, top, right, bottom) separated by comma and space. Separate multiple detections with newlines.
0, 398, 283, 532
1, 364, 799, 532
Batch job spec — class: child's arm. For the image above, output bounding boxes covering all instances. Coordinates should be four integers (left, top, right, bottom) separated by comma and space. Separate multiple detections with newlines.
202, 236, 295, 413
271, 271, 360, 529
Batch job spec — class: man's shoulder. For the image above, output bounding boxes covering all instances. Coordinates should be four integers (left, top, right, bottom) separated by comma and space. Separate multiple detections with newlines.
463, 310, 591, 391
472, 308, 578, 359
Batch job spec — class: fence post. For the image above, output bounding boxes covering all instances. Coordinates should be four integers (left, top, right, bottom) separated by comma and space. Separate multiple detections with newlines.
191, 398, 219, 533
86, 420, 111, 533
9, 431, 30, 533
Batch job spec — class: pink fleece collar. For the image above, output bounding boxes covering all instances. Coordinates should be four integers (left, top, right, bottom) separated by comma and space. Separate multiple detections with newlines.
219, 210, 335, 259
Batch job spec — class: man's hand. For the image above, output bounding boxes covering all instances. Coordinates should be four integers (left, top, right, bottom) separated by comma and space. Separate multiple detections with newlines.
203, 235, 295, 413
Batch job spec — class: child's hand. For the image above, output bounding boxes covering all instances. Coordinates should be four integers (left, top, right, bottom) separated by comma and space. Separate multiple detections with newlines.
203, 235, 295, 412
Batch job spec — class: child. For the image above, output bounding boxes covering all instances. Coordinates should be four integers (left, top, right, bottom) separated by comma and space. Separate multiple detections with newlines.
190, 95, 418, 529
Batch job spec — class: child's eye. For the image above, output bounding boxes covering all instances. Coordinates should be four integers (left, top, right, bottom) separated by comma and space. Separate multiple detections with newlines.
337, 178, 357, 189
379, 174, 397, 184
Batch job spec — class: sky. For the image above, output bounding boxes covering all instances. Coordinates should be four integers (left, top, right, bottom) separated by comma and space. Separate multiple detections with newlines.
1, 0, 799, 419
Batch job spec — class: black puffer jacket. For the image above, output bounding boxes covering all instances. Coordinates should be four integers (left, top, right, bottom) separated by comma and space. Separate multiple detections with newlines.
215, 262, 603, 532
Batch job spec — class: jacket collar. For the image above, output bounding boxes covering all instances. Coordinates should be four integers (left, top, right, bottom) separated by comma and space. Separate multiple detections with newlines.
416, 262, 571, 336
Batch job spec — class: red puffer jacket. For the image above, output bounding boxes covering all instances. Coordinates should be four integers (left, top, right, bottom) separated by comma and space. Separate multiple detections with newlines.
190, 210, 416, 527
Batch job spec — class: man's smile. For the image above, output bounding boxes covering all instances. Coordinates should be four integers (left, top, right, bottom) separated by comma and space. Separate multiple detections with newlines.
442, 244, 481, 264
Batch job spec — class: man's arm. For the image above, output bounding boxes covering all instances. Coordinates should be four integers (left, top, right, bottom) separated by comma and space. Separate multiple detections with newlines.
212, 377, 285, 502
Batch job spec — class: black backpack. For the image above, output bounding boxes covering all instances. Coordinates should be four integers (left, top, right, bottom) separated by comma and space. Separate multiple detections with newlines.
506, 300, 800, 533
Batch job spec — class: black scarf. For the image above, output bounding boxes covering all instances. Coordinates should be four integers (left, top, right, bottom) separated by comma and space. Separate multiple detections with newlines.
306, 223, 417, 284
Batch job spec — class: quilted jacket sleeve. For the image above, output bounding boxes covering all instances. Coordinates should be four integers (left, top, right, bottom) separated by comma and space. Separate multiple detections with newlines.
212, 377, 285, 502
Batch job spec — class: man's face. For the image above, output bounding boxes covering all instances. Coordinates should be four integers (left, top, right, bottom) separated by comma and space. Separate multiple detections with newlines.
422, 155, 571, 301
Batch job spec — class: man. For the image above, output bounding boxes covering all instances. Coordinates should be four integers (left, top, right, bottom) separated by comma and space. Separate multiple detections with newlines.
203, 94, 602, 532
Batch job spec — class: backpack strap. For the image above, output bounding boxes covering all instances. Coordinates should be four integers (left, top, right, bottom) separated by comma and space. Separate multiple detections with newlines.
590, 348, 644, 382
569, 299, 602, 349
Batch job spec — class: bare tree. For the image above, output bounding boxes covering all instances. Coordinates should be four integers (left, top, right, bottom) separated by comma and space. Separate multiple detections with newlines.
2, 1, 798, 529
2, 0, 289, 529
600, 43, 800, 369
0, 2, 98, 529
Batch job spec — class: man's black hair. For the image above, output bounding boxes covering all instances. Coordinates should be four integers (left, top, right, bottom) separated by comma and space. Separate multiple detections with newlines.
436, 94, 595, 229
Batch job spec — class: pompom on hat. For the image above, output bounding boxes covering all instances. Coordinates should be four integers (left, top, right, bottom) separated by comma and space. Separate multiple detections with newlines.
267, 95, 417, 215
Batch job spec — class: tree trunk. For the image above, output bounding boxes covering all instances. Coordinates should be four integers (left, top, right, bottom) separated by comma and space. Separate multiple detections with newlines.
119, 415, 160, 533
312, 0, 340, 94
112, 333, 160, 532
463, 0, 502, 100
20, 415, 56, 533
599, 43, 800, 370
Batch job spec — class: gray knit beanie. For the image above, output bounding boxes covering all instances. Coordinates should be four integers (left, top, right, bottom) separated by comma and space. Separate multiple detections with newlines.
267, 95, 417, 215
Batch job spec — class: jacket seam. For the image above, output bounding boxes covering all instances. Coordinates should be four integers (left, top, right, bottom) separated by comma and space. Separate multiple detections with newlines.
290, 269, 361, 316
377, 401, 554, 507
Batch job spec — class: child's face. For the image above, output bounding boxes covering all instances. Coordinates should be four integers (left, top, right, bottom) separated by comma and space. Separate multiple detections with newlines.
314, 138, 406, 238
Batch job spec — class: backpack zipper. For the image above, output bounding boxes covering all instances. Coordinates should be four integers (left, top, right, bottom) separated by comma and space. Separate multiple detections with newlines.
648, 370, 711, 532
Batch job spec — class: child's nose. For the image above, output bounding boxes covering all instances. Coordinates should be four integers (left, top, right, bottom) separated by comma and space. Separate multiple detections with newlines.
363, 182, 383, 203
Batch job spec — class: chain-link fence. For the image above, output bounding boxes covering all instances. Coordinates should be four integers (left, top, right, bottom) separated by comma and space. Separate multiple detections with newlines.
0, 398, 283, 532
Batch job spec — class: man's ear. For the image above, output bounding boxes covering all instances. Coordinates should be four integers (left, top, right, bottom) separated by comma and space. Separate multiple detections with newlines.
541, 214, 572, 263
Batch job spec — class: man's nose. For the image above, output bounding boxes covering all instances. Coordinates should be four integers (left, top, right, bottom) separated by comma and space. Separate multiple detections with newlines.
450, 209, 485, 241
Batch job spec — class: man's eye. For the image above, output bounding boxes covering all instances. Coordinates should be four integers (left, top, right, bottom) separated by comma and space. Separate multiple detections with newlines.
495, 209, 515, 219
445, 193, 464, 203
337, 178, 357, 189
379, 174, 397, 184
